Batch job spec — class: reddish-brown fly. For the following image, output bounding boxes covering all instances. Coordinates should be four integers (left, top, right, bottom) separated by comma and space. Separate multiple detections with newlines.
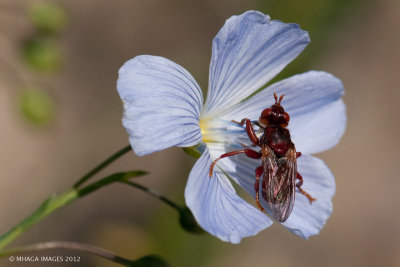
209, 93, 315, 222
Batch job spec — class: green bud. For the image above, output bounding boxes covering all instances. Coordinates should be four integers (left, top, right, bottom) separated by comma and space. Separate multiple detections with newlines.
182, 143, 205, 159
19, 88, 55, 126
29, 2, 67, 35
22, 37, 61, 72
179, 206, 205, 234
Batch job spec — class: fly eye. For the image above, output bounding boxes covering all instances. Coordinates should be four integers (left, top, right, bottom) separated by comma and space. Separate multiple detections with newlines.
284, 112, 290, 122
261, 108, 272, 118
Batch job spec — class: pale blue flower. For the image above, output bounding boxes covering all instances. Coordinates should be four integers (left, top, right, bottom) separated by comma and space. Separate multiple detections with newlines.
117, 11, 346, 243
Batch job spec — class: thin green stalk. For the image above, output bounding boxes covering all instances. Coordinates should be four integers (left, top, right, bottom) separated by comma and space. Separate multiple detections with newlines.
121, 180, 204, 234
121, 180, 183, 211
0, 190, 77, 251
73, 144, 132, 188
0, 171, 146, 251
78, 171, 147, 198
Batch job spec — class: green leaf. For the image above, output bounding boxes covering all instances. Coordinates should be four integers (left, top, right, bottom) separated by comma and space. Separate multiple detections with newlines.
18, 88, 55, 126
22, 37, 61, 72
129, 255, 169, 267
77, 171, 148, 197
29, 2, 67, 35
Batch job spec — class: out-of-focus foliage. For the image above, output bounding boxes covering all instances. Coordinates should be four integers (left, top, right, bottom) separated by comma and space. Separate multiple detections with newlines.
15, 1, 67, 126
18, 88, 55, 126
29, 2, 67, 35
22, 37, 61, 72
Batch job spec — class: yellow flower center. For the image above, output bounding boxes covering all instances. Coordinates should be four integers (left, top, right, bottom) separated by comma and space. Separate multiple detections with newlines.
199, 117, 214, 143
199, 116, 232, 144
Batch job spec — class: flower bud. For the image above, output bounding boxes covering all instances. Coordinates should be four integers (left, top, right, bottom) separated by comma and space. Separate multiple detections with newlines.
178, 207, 204, 234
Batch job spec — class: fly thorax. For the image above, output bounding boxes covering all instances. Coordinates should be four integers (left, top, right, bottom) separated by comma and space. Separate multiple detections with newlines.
264, 126, 292, 156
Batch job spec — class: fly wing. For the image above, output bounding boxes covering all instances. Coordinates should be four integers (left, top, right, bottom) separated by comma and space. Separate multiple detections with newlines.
262, 145, 297, 222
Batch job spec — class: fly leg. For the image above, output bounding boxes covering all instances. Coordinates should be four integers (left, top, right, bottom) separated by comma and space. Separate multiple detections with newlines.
296, 172, 316, 203
294, 151, 315, 203
209, 149, 261, 177
231, 118, 248, 126
231, 118, 260, 146
255, 166, 265, 212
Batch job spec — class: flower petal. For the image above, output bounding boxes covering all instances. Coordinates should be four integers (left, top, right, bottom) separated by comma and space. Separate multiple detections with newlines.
185, 147, 272, 243
222, 71, 346, 154
290, 99, 346, 154
117, 55, 203, 156
281, 155, 335, 239
203, 10, 310, 116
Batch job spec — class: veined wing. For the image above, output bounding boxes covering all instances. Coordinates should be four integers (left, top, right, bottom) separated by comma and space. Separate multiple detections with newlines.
262, 145, 297, 222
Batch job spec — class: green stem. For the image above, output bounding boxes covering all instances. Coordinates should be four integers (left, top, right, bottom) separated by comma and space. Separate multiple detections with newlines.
73, 144, 132, 188
79, 171, 147, 198
0, 190, 77, 251
121, 180, 183, 211
121, 181, 204, 234
0, 171, 146, 251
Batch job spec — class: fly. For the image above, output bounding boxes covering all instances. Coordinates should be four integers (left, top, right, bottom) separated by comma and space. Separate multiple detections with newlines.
209, 93, 315, 222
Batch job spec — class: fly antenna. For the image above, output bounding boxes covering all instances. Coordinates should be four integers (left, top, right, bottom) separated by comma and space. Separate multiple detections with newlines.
273, 92, 278, 103
273, 93, 284, 104
278, 94, 284, 104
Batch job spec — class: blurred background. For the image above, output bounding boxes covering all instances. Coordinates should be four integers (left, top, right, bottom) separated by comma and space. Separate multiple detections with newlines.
1, 0, 399, 266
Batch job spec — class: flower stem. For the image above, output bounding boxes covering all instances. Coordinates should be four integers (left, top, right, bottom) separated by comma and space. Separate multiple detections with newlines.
0, 171, 146, 251
0, 241, 135, 266
0, 190, 77, 251
120, 180, 204, 234
73, 144, 132, 188
121, 180, 183, 211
